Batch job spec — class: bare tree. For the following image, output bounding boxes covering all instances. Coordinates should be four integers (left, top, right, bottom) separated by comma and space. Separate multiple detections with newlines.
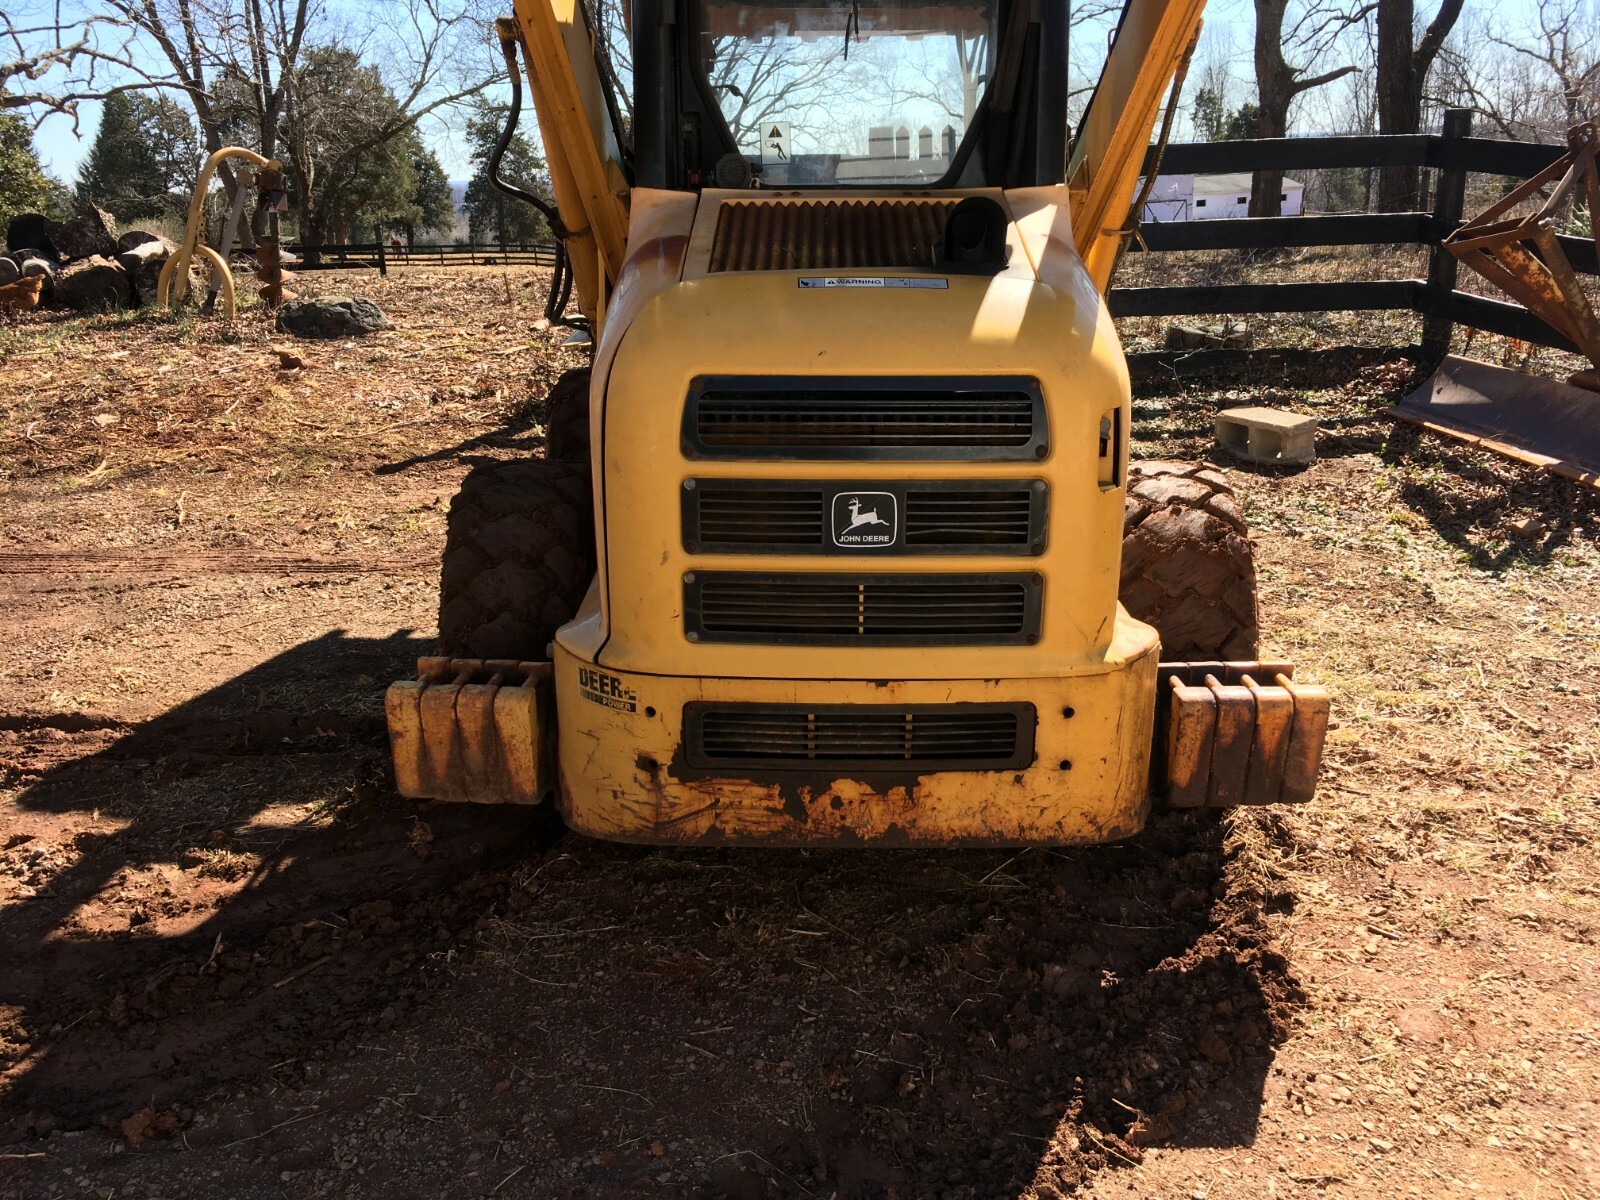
1251, 0, 1372, 216
3, 17, 87, 112
2, 11, 170, 119
5, 0, 491, 220
1435, 0, 1598, 149
703, 34, 852, 152
1373, 0, 1465, 210
587, 0, 633, 129
1491, 0, 1597, 137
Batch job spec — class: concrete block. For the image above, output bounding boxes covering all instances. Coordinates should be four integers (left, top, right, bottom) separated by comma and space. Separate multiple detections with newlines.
1215, 405, 1317, 466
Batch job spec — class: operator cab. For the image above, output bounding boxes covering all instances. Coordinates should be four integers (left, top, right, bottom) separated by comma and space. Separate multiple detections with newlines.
631, 0, 1071, 190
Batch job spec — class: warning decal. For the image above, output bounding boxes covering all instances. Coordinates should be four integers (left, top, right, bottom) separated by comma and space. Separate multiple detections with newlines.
762, 122, 791, 163
797, 277, 949, 289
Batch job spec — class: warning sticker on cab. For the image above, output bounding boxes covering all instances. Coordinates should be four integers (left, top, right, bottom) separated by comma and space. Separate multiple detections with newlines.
577, 667, 638, 713
797, 276, 948, 289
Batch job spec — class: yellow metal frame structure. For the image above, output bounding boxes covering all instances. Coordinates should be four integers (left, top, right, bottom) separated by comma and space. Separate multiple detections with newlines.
157, 147, 273, 320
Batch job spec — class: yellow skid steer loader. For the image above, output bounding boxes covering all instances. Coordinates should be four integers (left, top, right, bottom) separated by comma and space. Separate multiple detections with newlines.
386, 0, 1331, 845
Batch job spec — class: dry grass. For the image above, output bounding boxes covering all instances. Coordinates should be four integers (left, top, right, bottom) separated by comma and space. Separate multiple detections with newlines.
0, 269, 588, 489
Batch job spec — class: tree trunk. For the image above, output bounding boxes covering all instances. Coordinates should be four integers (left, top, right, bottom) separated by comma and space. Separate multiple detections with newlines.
1250, 103, 1288, 219
1251, 0, 1291, 217
1376, 0, 1466, 211
1375, 0, 1420, 210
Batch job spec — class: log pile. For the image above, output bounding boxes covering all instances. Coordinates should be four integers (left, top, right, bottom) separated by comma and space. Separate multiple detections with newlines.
2, 206, 188, 313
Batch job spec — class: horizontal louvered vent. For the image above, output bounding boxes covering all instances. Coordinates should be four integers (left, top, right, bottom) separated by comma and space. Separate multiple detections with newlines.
681, 480, 1046, 556
904, 489, 1034, 547
684, 378, 1047, 462
683, 572, 1041, 645
682, 702, 1036, 771
694, 486, 826, 547
708, 200, 958, 272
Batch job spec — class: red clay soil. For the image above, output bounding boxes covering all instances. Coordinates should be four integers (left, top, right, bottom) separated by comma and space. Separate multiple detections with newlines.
1, 270, 1596, 1199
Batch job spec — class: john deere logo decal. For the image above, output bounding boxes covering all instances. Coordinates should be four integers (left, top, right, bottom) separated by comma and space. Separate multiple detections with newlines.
577, 667, 637, 712
832, 492, 896, 548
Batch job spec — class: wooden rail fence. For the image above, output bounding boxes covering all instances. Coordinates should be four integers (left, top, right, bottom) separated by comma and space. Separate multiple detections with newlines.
284, 240, 559, 274
1121, 110, 1596, 357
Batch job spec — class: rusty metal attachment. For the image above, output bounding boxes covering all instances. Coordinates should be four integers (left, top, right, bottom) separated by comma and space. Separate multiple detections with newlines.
1389, 355, 1600, 489
1444, 120, 1600, 375
1155, 661, 1330, 807
386, 658, 554, 804
254, 164, 298, 310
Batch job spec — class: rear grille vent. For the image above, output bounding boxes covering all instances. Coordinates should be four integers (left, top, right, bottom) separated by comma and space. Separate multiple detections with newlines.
681, 480, 1047, 556
693, 485, 826, 548
904, 489, 1035, 548
684, 377, 1047, 462
682, 702, 1036, 771
683, 572, 1042, 645
708, 200, 958, 272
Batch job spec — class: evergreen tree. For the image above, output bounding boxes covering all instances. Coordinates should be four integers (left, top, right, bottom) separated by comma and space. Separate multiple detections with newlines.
282, 46, 454, 245
380, 145, 456, 246
462, 105, 551, 246
1222, 102, 1261, 142
75, 93, 197, 221
0, 114, 63, 230
1193, 87, 1228, 142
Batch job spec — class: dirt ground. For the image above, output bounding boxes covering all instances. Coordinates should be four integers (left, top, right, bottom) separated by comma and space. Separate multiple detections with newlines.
1, 267, 1596, 1200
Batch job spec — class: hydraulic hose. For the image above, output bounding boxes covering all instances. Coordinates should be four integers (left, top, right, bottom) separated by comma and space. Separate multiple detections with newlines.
491, 23, 565, 234
491, 20, 587, 332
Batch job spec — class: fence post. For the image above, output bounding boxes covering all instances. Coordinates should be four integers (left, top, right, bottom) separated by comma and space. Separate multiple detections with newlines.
1421, 108, 1472, 361
377, 239, 387, 276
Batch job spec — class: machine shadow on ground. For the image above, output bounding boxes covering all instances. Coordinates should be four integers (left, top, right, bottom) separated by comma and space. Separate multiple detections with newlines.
3, 632, 1302, 1198
2, 632, 557, 1123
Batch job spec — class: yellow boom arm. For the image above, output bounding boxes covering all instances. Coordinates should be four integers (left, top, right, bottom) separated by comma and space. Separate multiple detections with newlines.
1068, 0, 1206, 291
502, 4, 629, 333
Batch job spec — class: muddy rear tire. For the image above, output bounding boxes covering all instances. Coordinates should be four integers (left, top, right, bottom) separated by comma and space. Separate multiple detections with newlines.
543, 367, 591, 463
1120, 460, 1259, 660
437, 459, 595, 659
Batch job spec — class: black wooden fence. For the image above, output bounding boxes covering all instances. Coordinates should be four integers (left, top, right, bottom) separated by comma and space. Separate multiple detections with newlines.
284, 240, 559, 274
1122, 110, 1595, 357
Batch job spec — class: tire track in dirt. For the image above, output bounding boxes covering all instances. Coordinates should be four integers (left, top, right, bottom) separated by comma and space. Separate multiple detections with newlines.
0, 549, 430, 576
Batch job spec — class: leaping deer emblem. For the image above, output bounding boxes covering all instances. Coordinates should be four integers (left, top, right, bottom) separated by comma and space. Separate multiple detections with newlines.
846, 498, 890, 530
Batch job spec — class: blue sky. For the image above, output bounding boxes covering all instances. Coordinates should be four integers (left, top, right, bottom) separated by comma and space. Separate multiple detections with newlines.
35, 105, 483, 185
21, 0, 499, 184
25, 0, 1558, 187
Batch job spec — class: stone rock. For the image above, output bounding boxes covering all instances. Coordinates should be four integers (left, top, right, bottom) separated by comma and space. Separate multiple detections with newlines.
275, 295, 393, 339
52, 255, 131, 311
0, 257, 18, 286
5, 213, 57, 259
116, 229, 174, 255
1165, 322, 1252, 351
45, 205, 119, 261
116, 239, 178, 306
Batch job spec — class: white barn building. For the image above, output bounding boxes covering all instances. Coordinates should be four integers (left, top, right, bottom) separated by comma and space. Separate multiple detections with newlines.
1138, 172, 1305, 221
